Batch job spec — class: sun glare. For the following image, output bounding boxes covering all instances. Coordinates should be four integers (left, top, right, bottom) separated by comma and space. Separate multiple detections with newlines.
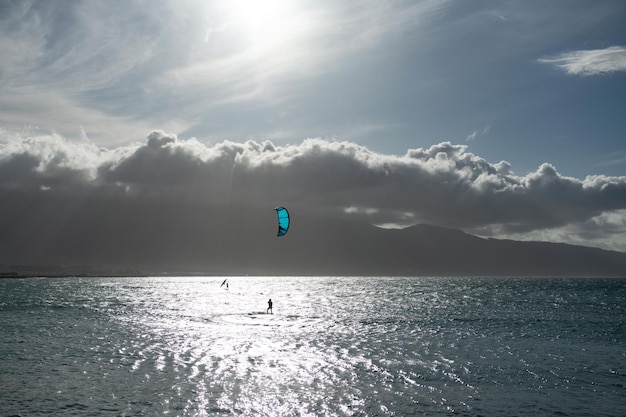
224, 0, 301, 52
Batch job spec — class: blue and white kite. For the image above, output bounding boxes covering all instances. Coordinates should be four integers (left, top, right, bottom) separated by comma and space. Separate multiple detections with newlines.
274, 207, 290, 237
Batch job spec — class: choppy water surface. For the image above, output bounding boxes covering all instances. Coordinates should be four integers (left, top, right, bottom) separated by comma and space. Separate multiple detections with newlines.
1, 276, 625, 416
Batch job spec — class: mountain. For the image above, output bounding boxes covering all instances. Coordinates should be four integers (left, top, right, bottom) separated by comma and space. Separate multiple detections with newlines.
1, 206, 626, 277
242, 219, 626, 277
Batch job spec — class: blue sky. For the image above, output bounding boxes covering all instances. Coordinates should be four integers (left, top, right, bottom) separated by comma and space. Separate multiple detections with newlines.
1, 0, 626, 255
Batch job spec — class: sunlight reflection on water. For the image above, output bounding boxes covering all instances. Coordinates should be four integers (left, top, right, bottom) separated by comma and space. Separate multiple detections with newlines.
1, 276, 625, 416
90, 276, 480, 415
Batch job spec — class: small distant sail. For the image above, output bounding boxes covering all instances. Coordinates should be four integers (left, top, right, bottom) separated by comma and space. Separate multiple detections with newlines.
220, 279, 228, 287
275, 207, 290, 237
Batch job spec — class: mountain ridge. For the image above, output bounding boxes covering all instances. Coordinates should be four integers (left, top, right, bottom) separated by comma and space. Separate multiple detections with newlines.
2, 214, 625, 277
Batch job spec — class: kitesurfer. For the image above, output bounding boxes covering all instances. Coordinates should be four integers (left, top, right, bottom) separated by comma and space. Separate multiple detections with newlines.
267, 298, 273, 314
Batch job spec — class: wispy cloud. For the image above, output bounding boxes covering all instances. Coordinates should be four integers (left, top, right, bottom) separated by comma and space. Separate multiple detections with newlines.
0, 0, 448, 146
0, 1, 183, 144
539, 46, 626, 76
465, 125, 490, 142
597, 150, 626, 168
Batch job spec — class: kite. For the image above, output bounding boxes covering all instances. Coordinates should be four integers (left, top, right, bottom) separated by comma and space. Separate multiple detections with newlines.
275, 207, 290, 237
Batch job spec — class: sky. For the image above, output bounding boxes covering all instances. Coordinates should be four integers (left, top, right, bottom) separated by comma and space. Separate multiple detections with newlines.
1, 0, 626, 257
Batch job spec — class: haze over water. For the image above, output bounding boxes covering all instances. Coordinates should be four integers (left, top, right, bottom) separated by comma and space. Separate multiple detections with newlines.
1, 276, 624, 416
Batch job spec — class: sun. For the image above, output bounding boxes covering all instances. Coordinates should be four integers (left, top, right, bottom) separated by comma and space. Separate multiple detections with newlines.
223, 0, 301, 52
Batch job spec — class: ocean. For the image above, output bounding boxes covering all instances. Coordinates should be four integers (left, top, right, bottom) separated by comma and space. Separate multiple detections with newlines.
1, 276, 624, 416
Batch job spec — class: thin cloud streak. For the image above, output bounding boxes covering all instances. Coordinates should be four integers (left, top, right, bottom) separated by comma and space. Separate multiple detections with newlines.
2, 131, 625, 252
539, 46, 626, 76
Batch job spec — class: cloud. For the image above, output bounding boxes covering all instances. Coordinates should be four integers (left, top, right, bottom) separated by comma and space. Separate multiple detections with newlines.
0, 0, 453, 148
539, 46, 626, 76
0, 1, 187, 145
465, 125, 490, 142
474, 210, 626, 253
465, 131, 478, 142
2, 131, 626, 254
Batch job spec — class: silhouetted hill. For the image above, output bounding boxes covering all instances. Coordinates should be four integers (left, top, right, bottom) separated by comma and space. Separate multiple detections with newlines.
259, 219, 626, 276
1, 205, 626, 277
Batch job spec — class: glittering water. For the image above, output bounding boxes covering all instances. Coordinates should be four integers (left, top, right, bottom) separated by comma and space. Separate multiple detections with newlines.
1, 276, 625, 416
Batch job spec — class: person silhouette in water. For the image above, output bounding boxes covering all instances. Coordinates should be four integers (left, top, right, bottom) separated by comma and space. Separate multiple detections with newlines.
267, 298, 273, 314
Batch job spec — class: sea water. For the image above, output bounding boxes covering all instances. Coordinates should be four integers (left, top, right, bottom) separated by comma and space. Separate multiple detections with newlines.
0, 276, 624, 417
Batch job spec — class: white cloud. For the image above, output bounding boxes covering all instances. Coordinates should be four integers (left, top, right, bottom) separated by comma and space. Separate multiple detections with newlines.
539, 46, 626, 76
473, 210, 626, 253
2, 132, 625, 252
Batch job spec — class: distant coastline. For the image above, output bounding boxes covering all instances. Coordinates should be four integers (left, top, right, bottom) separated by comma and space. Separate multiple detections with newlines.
2, 268, 625, 279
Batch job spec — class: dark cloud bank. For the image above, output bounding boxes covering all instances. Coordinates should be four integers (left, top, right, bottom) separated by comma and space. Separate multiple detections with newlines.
2, 131, 626, 276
